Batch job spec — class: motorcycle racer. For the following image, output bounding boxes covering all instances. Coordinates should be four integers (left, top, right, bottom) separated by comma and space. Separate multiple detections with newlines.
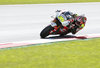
40, 10, 87, 38
51, 10, 87, 35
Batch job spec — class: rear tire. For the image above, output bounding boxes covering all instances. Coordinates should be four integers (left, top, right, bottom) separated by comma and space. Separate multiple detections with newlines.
40, 25, 54, 38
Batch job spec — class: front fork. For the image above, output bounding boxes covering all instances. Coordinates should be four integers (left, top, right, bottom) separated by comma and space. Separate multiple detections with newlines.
50, 18, 59, 34
50, 18, 68, 34
50, 23, 61, 34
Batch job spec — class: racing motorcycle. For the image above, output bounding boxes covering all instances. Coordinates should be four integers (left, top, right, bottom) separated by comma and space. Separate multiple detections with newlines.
40, 17, 74, 38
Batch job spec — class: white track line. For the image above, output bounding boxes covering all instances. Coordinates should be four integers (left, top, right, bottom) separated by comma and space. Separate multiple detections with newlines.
0, 34, 100, 49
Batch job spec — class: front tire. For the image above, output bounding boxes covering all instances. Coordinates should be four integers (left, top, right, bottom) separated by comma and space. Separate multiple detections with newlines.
40, 25, 54, 38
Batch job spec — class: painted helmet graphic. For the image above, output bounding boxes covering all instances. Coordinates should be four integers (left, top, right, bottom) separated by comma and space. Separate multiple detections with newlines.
76, 16, 87, 24
75, 16, 87, 28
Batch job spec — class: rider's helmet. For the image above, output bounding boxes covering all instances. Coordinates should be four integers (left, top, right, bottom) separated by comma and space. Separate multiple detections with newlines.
75, 15, 87, 28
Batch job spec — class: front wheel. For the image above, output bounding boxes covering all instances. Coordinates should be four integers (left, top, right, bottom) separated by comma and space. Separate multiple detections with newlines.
40, 25, 54, 38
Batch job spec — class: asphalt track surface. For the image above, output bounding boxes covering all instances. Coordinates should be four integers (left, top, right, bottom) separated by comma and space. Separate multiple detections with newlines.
0, 2, 100, 43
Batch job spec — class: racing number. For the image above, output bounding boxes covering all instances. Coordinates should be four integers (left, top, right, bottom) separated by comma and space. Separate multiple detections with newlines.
58, 16, 64, 22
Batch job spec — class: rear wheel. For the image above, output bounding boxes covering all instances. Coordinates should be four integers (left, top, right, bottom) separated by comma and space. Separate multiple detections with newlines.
40, 25, 54, 38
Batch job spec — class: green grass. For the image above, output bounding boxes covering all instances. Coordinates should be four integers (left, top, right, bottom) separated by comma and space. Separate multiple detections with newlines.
0, 0, 100, 5
0, 38, 100, 68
